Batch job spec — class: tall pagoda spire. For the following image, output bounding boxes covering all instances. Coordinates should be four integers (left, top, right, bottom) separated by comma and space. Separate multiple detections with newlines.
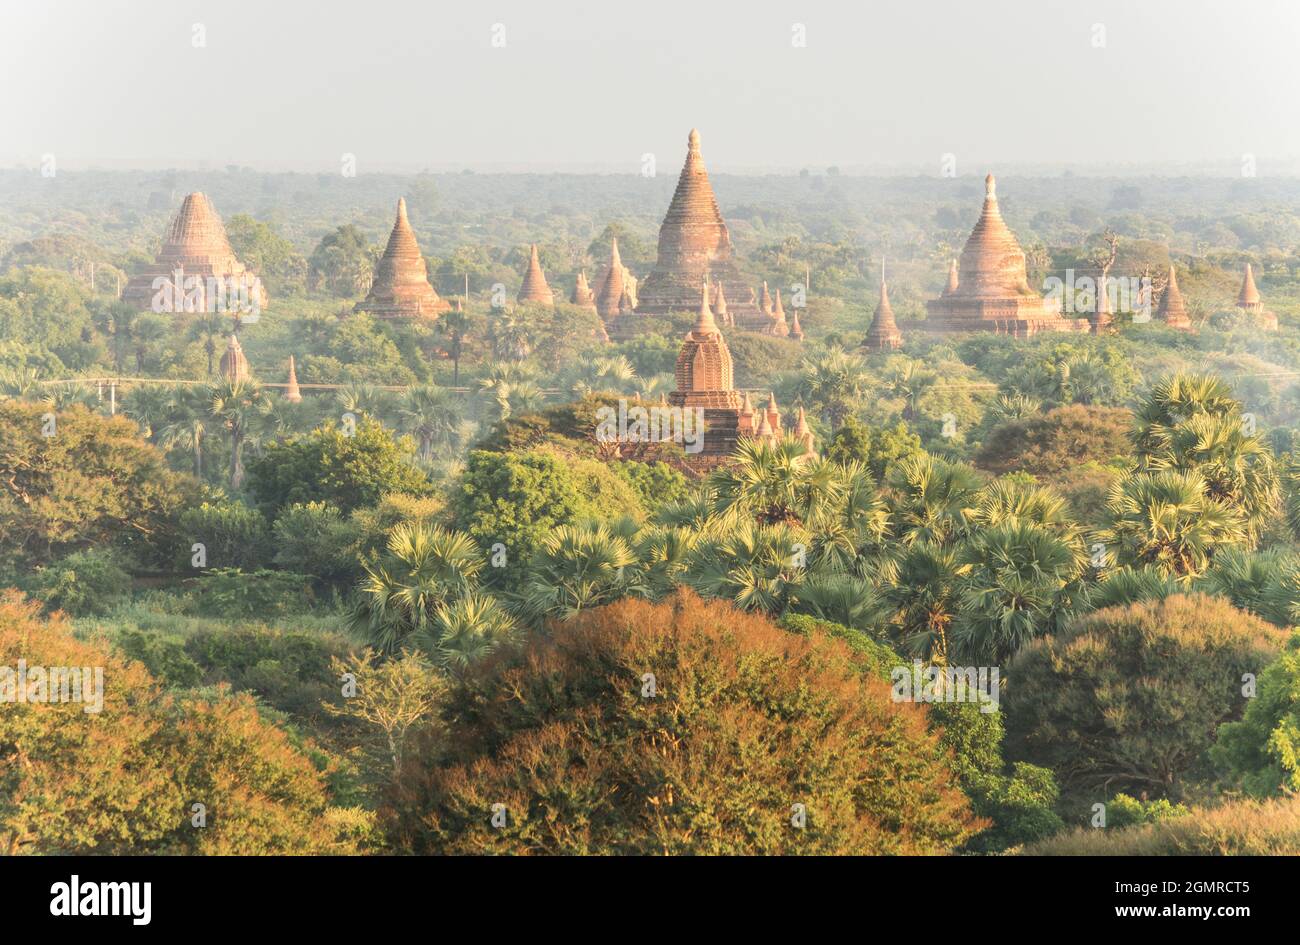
1155, 265, 1192, 329
594, 237, 626, 320
356, 198, 450, 319
769, 289, 790, 336
284, 355, 302, 402
1238, 263, 1262, 308
634, 129, 760, 325
517, 244, 554, 306
863, 261, 903, 351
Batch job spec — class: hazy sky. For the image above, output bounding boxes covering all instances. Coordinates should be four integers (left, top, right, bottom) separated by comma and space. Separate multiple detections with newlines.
3, 0, 1299, 172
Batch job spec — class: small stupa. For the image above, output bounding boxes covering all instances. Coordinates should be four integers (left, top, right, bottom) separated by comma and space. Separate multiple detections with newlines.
517, 244, 554, 307
1236, 263, 1277, 331
219, 334, 250, 383
284, 355, 302, 402
571, 270, 598, 311
1155, 265, 1192, 330
863, 264, 903, 351
767, 290, 790, 337
355, 198, 450, 319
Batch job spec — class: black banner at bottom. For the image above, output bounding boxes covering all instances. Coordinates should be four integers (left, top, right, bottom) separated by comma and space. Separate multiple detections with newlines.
0, 854, 1283, 932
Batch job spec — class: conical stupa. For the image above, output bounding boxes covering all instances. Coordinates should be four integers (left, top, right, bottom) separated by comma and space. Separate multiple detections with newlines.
355, 198, 450, 319
767, 290, 790, 337
571, 270, 597, 311
863, 267, 903, 351
634, 129, 761, 329
219, 334, 250, 383
789, 309, 804, 341
792, 406, 816, 457
1155, 265, 1192, 329
284, 355, 302, 402
517, 244, 554, 306
594, 238, 628, 320
926, 175, 1087, 336
1236, 263, 1277, 330
1090, 271, 1113, 334
121, 192, 267, 314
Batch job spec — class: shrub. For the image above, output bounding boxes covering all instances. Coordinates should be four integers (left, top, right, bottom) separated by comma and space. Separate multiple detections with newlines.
188, 568, 314, 618
450, 448, 642, 578
385, 590, 984, 855
0, 401, 196, 569
1022, 795, 1300, 856
247, 418, 430, 517
23, 548, 131, 617
182, 623, 353, 721
1005, 594, 1282, 798
272, 502, 362, 589
1211, 636, 1300, 797
0, 593, 360, 854
177, 501, 270, 571
1104, 793, 1190, 829
976, 404, 1132, 477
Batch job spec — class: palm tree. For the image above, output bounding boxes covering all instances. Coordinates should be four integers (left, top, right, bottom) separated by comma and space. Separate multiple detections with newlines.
400, 385, 465, 464
415, 593, 517, 670
886, 453, 982, 546
1144, 412, 1279, 545
1100, 469, 1247, 579
709, 437, 837, 526
335, 384, 391, 424
350, 522, 486, 655
633, 524, 700, 599
792, 572, 885, 633
0, 367, 41, 400
799, 347, 869, 431
434, 306, 470, 386
951, 520, 1087, 663
208, 377, 271, 489
882, 359, 936, 423
157, 387, 213, 478
879, 541, 966, 661
186, 310, 227, 376
686, 519, 812, 615
568, 355, 639, 397
987, 392, 1041, 424
1131, 372, 1237, 456
1087, 565, 1178, 611
966, 478, 1081, 542
808, 460, 892, 575
1194, 547, 1298, 627
519, 521, 640, 620
123, 384, 177, 440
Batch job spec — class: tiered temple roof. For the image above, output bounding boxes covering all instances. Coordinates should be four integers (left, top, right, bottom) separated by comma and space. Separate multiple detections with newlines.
121, 192, 267, 314
1237, 263, 1277, 330
517, 244, 555, 306
1155, 265, 1192, 329
669, 282, 784, 471
631, 129, 761, 331
863, 271, 903, 351
355, 198, 450, 320
925, 175, 1088, 336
